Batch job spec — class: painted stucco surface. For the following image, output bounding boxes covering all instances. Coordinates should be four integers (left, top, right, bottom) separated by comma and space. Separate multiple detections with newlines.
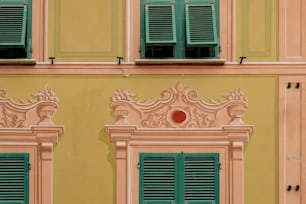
48, 0, 124, 62
0, 75, 277, 204
236, 0, 278, 61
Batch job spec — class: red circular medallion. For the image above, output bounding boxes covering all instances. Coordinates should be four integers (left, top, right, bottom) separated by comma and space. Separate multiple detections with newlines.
172, 110, 187, 123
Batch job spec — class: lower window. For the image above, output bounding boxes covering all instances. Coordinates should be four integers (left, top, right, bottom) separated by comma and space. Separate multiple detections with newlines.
139, 153, 219, 204
0, 153, 29, 204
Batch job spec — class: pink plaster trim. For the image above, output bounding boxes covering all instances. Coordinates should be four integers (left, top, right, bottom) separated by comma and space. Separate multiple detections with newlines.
32, 0, 47, 61
279, 76, 306, 204
279, 0, 306, 61
0, 89, 64, 204
110, 82, 248, 128
105, 83, 253, 204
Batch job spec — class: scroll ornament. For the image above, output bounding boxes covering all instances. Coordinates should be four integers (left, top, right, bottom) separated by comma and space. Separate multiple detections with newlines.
110, 82, 248, 128
0, 89, 59, 128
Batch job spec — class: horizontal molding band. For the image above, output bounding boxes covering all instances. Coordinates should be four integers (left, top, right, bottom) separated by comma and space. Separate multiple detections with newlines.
0, 63, 306, 75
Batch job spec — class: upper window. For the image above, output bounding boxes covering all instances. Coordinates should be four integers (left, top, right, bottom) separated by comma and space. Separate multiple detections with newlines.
140, 0, 219, 59
0, 0, 31, 59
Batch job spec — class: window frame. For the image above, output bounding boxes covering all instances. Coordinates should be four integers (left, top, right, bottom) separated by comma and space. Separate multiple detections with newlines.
140, 0, 220, 59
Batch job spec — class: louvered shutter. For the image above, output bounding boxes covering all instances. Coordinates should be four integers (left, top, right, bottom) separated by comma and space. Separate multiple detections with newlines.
145, 4, 176, 45
0, 0, 27, 48
140, 154, 178, 204
183, 154, 219, 204
0, 153, 29, 204
185, 4, 218, 46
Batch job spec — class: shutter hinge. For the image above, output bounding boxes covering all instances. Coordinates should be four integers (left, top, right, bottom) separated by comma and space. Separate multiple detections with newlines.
137, 162, 140, 169
219, 163, 221, 170
28, 163, 31, 170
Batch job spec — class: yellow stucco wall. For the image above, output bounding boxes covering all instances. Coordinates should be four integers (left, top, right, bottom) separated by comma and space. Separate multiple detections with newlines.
0, 75, 277, 204
236, 0, 278, 61
48, 0, 124, 62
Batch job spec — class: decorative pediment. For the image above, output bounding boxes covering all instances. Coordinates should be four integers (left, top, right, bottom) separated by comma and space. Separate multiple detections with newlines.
0, 89, 59, 128
106, 83, 253, 204
110, 82, 249, 128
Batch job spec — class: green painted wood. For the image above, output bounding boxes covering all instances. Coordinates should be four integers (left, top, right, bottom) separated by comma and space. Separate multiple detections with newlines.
140, 153, 219, 204
140, 154, 178, 204
145, 5, 176, 44
185, 4, 217, 46
183, 154, 219, 204
0, 0, 27, 48
0, 153, 29, 204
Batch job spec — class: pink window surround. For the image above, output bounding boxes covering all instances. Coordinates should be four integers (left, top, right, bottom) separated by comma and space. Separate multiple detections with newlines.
105, 83, 253, 204
32, 0, 48, 61
0, 89, 63, 204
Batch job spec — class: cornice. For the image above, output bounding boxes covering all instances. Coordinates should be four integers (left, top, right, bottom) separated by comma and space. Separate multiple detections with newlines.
105, 125, 253, 143
0, 62, 306, 75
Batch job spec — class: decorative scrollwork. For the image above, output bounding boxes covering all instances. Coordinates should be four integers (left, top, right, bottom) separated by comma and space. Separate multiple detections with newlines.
0, 88, 59, 128
110, 82, 249, 128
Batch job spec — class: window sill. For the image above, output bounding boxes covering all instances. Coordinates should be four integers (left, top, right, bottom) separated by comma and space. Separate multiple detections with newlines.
135, 59, 226, 65
0, 59, 36, 65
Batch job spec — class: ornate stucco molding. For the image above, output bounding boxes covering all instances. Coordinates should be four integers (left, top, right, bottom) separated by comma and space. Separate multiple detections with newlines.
111, 82, 248, 128
0, 88, 63, 204
105, 83, 253, 204
0, 89, 59, 128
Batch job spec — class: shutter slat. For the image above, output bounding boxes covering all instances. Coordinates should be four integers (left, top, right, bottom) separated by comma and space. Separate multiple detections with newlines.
185, 4, 218, 46
145, 5, 176, 44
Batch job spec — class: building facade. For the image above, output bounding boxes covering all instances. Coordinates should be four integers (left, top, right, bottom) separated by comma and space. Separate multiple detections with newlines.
0, 0, 305, 204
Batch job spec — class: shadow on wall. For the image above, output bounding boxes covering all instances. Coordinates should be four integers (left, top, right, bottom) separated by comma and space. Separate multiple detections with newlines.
99, 128, 116, 202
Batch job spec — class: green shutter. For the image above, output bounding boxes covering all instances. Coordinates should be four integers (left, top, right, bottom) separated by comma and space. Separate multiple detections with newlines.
145, 4, 176, 44
140, 153, 219, 204
185, 4, 218, 46
0, 0, 27, 48
183, 154, 219, 204
0, 153, 29, 204
140, 154, 178, 204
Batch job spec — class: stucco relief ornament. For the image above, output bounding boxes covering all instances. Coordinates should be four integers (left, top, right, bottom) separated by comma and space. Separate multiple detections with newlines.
110, 82, 249, 128
34, 89, 59, 126
0, 89, 59, 128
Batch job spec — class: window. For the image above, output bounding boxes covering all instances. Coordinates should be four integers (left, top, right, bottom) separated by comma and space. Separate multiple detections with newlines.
0, 153, 29, 204
140, 153, 219, 204
140, 0, 219, 59
105, 83, 253, 204
0, 0, 32, 59
0, 88, 63, 204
